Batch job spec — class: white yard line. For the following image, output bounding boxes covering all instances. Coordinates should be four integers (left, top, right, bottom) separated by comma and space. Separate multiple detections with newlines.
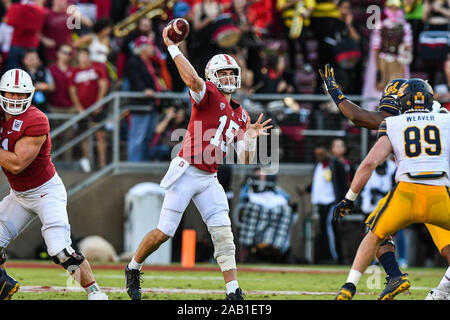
18, 285, 425, 296
17, 285, 342, 295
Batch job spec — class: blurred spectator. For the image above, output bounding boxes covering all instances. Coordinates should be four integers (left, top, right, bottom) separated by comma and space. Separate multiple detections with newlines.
165, 2, 191, 92
309, 0, 341, 94
237, 167, 296, 263
230, 0, 263, 84
77, 0, 111, 21
0, 10, 13, 72
117, 16, 155, 81
419, 0, 449, 86
41, 0, 81, 65
372, 0, 413, 91
423, 0, 450, 31
330, 138, 354, 187
233, 48, 255, 94
21, 49, 55, 113
48, 43, 76, 161
298, 144, 347, 264
257, 54, 297, 93
148, 106, 188, 161
267, 97, 309, 162
110, 0, 129, 23
69, 48, 109, 171
332, 0, 362, 94
191, 0, 230, 71
361, 0, 413, 111
434, 53, 450, 110
276, 0, 313, 73
247, 0, 273, 37
74, 17, 113, 79
94, 0, 111, 20
125, 36, 164, 162
404, 0, 425, 71
4, 0, 46, 71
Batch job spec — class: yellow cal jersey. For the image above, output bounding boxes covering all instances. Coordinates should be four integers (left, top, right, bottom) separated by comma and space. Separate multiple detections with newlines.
366, 112, 450, 249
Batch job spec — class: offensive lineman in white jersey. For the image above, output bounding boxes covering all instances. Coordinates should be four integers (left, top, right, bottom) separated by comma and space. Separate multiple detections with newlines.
333, 79, 450, 300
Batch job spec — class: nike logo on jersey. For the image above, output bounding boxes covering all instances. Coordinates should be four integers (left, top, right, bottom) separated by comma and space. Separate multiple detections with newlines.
40, 193, 48, 198
6, 131, 12, 134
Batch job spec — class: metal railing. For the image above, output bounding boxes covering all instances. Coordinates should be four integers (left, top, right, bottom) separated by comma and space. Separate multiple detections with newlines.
40, 91, 383, 199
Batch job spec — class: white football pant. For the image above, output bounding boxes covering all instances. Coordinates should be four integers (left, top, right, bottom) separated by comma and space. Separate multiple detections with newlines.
0, 173, 72, 256
157, 159, 230, 237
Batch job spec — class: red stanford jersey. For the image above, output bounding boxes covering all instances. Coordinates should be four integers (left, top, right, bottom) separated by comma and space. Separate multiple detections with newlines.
0, 106, 55, 192
179, 81, 249, 173
69, 63, 109, 109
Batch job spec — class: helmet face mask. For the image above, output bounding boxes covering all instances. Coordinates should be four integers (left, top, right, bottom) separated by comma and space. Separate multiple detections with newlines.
205, 54, 241, 94
397, 78, 434, 114
0, 93, 33, 115
0, 69, 35, 115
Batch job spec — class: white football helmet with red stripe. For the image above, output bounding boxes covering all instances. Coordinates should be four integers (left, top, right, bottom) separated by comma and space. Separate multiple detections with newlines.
0, 68, 35, 115
205, 54, 241, 93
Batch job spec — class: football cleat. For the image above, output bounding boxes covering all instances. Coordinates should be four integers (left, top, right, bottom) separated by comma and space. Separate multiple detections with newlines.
334, 282, 356, 300
88, 291, 109, 300
125, 266, 143, 300
378, 274, 410, 300
225, 288, 245, 300
0, 269, 19, 300
425, 288, 450, 300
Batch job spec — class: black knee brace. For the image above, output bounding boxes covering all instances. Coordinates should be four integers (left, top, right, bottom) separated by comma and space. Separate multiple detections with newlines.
52, 247, 85, 273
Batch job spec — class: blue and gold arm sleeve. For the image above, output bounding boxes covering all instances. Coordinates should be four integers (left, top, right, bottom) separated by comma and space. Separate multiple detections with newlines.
377, 120, 387, 139
378, 96, 400, 116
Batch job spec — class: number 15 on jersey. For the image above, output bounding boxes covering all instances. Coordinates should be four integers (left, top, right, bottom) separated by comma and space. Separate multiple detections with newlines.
210, 115, 240, 153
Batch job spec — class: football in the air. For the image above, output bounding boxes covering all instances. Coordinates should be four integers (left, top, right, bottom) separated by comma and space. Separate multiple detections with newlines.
167, 18, 190, 43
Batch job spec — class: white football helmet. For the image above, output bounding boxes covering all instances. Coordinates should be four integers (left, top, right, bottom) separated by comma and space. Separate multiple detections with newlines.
205, 54, 241, 93
0, 68, 35, 115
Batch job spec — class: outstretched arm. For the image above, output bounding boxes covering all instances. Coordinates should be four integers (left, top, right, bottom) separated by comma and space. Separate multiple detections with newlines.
162, 27, 204, 93
318, 64, 391, 129
337, 100, 391, 129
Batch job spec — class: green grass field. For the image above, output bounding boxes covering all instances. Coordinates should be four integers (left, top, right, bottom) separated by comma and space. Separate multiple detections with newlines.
3, 260, 444, 300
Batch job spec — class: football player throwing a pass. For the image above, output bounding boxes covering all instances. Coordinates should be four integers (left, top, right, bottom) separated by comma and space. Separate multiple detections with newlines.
124, 26, 272, 300
0, 69, 108, 300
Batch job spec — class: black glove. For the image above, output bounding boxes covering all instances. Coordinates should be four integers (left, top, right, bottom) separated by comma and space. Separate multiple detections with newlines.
318, 64, 346, 106
333, 198, 354, 221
